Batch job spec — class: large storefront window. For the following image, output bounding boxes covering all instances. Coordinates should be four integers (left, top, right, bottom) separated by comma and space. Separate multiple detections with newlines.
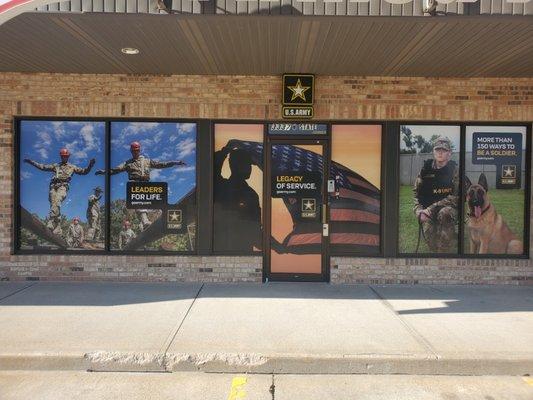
464, 126, 527, 255
109, 122, 197, 252
18, 120, 106, 251
399, 125, 461, 255
330, 125, 382, 255
213, 124, 264, 254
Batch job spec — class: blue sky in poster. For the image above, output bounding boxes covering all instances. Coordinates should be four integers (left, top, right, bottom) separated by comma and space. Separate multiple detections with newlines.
20, 120, 105, 222
110, 122, 196, 204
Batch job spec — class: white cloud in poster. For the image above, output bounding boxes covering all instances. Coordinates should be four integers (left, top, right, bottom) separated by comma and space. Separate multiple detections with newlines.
176, 137, 196, 158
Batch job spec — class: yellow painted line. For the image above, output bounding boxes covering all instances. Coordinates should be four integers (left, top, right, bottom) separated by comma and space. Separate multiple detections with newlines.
523, 377, 533, 386
227, 376, 247, 400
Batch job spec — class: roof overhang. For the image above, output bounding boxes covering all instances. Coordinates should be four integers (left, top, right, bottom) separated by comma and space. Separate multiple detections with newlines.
0, 13, 532, 76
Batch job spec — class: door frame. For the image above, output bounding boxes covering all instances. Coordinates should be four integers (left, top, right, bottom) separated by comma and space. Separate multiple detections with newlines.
263, 137, 330, 282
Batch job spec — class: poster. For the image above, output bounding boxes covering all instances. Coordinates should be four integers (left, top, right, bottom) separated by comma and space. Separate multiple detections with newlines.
330, 125, 382, 254
398, 125, 460, 254
213, 124, 264, 253
464, 126, 526, 255
19, 120, 105, 251
109, 122, 196, 251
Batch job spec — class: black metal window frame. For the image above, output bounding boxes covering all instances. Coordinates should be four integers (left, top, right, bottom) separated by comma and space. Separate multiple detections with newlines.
396, 121, 532, 259
13, 117, 531, 260
13, 116, 202, 256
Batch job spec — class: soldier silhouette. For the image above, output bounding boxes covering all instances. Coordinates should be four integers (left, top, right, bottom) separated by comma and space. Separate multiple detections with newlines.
213, 145, 262, 252
96, 141, 185, 231
24, 148, 95, 235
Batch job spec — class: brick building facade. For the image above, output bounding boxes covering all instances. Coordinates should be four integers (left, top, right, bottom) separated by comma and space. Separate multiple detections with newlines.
1, 72, 531, 284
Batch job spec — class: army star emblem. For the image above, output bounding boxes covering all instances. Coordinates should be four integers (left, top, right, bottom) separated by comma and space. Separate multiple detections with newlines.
503, 166, 515, 177
303, 200, 315, 211
288, 79, 310, 102
168, 210, 181, 222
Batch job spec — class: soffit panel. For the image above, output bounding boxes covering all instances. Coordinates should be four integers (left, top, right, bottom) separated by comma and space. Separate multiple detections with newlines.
0, 13, 532, 76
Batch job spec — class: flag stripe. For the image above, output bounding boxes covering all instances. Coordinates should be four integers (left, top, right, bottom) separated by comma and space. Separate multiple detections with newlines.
287, 233, 321, 246
330, 222, 380, 235
338, 188, 381, 207
331, 209, 380, 224
331, 232, 380, 246
329, 198, 381, 215
346, 176, 380, 193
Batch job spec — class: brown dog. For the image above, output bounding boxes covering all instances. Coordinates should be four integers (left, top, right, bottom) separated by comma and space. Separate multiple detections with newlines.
465, 173, 523, 254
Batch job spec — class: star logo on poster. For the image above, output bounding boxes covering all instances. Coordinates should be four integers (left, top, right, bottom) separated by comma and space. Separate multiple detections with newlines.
288, 79, 310, 102
302, 198, 316, 212
502, 165, 516, 178
167, 210, 182, 229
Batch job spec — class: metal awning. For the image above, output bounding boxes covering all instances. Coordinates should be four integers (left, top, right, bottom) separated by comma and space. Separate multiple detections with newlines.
0, 13, 532, 76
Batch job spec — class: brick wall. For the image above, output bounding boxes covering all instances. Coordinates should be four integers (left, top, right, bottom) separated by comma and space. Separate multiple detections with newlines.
0, 72, 532, 284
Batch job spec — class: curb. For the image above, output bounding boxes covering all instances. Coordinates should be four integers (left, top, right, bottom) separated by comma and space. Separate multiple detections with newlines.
1, 352, 532, 376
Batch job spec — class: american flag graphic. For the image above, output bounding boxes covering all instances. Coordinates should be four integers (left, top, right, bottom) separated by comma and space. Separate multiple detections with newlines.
226, 139, 381, 254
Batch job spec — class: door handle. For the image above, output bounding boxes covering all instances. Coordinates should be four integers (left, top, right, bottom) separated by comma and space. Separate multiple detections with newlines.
322, 204, 327, 224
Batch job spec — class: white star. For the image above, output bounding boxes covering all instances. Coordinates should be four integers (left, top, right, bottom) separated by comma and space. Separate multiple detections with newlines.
303, 200, 314, 210
288, 79, 310, 102
503, 167, 514, 177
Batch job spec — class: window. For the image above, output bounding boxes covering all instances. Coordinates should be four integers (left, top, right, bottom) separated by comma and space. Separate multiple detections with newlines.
109, 121, 197, 252
330, 125, 382, 255
213, 124, 264, 254
18, 120, 106, 251
398, 125, 461, 255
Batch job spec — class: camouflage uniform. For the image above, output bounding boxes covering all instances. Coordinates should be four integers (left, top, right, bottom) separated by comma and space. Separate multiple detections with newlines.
118, 227, 136, 249
25, 160, 94, 235
103, 155, 182, 231
86, 188, 102, 241
413, 138, 459, 253
66, 223, 84, 248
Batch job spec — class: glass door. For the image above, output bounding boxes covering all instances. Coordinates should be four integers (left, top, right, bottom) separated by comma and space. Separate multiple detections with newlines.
266, 140, 328, 281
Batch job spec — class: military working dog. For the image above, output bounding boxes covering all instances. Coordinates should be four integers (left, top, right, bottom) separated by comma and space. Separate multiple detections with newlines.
465, 173, 522, 254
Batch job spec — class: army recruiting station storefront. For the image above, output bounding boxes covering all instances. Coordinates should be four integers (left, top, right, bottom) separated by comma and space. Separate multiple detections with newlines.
1, 0, 533, 284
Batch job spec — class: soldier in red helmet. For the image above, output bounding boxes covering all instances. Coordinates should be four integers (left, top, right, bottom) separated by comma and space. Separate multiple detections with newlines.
66, 216, 84, 248
24, 148, 95, 235
118, 220, 136, 249
96, 141, 186, 231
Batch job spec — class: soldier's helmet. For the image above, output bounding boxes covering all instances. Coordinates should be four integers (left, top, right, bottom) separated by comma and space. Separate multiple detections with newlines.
94, 186, 102, 193
130, 142, 141, 151
59, 148, 70, 158
433, 137, 451, 152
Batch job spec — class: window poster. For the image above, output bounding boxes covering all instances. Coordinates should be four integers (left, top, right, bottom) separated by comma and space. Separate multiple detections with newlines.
330, 125, 382, 254
213, 124, 264, 253
109, 122, 197, 252
464, 126, 527, 255
399, 125, 461, 254
19, 120, 105, 251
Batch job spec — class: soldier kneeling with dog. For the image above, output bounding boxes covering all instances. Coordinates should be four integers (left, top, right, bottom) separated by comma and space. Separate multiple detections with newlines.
413, 136, 459, 253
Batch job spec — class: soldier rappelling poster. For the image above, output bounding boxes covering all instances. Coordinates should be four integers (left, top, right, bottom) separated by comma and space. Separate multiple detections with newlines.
18, 120, 106, 251
109, 122, 197, 252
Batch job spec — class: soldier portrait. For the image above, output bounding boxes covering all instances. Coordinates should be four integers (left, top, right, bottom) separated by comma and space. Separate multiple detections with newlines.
399, 126, 461, 254
109, 122, 197, 252
18, 120, 106, 251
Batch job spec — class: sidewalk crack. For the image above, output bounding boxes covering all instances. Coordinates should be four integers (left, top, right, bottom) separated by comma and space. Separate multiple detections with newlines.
0, 282, 38, 303
162, 283, 204, 361
369, 285, 440, 359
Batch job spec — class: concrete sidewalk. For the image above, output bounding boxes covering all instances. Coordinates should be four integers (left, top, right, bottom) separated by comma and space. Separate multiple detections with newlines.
0, 281, 532, 375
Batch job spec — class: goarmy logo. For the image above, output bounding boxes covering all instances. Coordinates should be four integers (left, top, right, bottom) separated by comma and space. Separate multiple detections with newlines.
167, 209, 182, 230
283, 74, 314, 106
502, 165, 516, 179
301, 198, 317, 219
